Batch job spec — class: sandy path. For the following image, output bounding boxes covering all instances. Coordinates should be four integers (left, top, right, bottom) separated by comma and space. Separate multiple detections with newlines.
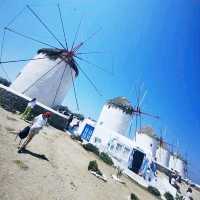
0, 107, 164, 200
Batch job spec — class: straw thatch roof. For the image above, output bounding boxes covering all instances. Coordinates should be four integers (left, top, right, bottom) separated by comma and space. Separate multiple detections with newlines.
37, 48, 79, 76
138, 126, 159, 140
106, 96, 134, 115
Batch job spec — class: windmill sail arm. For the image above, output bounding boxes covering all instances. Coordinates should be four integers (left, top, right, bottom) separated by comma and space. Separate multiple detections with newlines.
139, 111, 160, 119
0, 57, 47, 64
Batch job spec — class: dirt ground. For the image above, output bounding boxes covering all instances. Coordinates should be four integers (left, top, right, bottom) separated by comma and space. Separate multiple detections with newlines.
0, 107, 200, 200
0, 107, 159, 200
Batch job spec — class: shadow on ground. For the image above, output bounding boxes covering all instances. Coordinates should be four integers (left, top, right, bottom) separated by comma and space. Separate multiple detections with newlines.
19, 149, 49, 161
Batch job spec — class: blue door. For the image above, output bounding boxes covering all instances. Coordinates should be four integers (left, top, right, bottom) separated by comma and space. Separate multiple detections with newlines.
81, 124, 94, 142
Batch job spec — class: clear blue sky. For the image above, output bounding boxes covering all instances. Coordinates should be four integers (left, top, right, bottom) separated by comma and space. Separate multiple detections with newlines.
0, 0, 200, 184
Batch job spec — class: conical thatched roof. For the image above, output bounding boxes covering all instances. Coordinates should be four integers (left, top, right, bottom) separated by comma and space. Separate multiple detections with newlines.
37, 48, 79, 76
106, 96, 134, 115
138, 126, 159, 140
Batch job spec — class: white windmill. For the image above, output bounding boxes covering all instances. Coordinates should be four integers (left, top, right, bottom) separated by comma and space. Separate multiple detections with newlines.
128, 84, 160, 158
0, 5, 108, 109
156, 128, 170, 168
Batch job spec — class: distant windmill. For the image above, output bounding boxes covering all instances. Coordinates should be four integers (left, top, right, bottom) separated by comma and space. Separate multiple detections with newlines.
155, 127, 174, 167
157, 127, 171, 150
128, 83, 160, 140
157, 128, 166, 155
0, 4, 111, 109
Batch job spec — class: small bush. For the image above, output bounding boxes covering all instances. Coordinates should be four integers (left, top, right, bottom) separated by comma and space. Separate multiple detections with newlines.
130, 193, 139, 200
25, 113, 34, 121
71, 134, 83, 142
13, 160, 29, 170
175, 194, 183, 200
88, 160, 102, 176
99, 152, 113, 166
83, 143, 99, 156
164, 192, 174, 200
147, 186, 161, 197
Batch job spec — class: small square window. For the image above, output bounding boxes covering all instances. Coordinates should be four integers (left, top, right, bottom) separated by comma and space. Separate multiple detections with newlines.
99, 121, 103, 125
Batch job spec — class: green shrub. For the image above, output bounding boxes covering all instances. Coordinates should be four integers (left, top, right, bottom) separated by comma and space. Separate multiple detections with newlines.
164, 192, 174, 200
88, 160, 102, 176
83, 143, 99, 156
147, 186, 161, 197
130, 193, 139, 200
175, 194, 184, 200
25, 113, 34, 121
99, 152, 113, 166
13, 160, 29, 170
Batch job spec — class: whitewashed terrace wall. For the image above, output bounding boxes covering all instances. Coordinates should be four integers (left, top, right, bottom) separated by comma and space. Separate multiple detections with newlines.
0, 84, 69, 130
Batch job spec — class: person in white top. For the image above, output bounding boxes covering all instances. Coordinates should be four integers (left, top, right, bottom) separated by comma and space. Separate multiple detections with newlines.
18, 112, 52, 152
21, 98, 37, 120
184, 187, 193, 200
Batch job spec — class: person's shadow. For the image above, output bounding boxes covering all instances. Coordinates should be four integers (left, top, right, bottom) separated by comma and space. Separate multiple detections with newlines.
19, 149, 49, 161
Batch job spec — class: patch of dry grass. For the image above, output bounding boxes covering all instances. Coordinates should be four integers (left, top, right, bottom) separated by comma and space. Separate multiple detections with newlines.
5, 126, 16, 133
13, 160, 29, 170
6, 116, 17, 121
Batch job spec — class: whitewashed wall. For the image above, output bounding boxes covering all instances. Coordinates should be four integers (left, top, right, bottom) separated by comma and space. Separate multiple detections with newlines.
169, 154, 176, 170
169, 154, 186, 177
156, 146, 170, 168
77, 118, 96, 135
91, 124, 134, 165
134, 132, 158, 159
174, 158, 186, 178
97, 105, 132, 136
90, 125, 113, 150
11, 53, 76, 107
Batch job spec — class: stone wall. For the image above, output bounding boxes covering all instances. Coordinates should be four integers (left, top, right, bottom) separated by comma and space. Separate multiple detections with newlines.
0, 85, 69, 131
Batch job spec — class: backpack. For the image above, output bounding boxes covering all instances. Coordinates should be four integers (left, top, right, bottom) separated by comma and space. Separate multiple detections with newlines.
18, 126, 30, 139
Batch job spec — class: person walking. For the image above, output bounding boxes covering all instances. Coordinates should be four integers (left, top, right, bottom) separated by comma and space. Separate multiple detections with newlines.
18, 112, 52, 152
149, 159, 157, 182
21, 98, 37, 120
184, 187, 193, 200
65, 114, 73, 130
139, 157, 149, 179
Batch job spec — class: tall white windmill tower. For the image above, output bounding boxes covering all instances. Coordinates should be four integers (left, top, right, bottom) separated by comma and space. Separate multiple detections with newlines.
10, 48, 79, 107
91, 96, 134, 148
0, 5, 105, 109
98, 97, 134, 135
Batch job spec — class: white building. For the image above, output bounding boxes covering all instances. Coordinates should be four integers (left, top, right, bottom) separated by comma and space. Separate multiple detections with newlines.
90, 97, 134, 151
76, 118, 96, 139
11, 48, 78, 107
156, 142, 170, 168
133, 126, 158, 159
169, 153, 187, 178
75, 97, 136, 167
96, 97, 133, 135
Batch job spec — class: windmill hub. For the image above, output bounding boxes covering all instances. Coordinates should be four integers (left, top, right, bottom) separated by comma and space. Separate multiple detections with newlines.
62, 50, 75, 58
134, 107, 141, 113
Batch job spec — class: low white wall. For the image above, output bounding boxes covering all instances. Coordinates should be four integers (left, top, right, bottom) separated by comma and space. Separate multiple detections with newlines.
91, 124, 135, 165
